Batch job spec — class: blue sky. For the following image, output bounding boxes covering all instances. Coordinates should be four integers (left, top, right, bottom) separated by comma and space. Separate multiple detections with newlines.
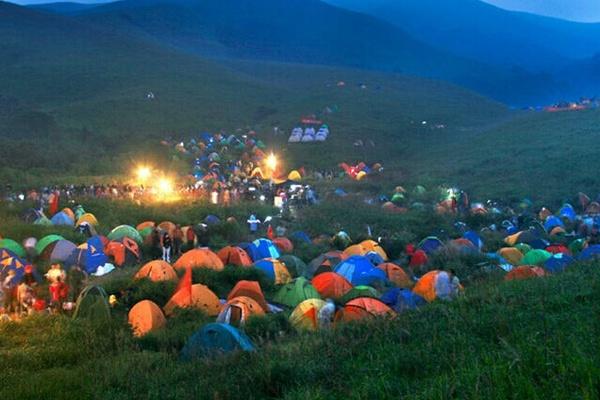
483, 0, 600, 22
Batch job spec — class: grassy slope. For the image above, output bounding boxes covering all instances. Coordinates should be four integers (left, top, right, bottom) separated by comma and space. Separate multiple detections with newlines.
1, 263, 598, 399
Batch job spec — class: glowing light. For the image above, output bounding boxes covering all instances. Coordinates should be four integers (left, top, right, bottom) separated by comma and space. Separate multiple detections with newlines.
157, 178, 173, 195
266, 153, 277, 171
136, 166, 151, 182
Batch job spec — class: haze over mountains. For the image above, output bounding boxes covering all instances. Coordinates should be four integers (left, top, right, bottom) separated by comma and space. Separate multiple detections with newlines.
4, 0, 600, 105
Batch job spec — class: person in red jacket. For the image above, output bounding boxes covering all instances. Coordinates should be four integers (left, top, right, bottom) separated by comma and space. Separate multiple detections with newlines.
49, 277, 69, 313
406, 244, 428, 274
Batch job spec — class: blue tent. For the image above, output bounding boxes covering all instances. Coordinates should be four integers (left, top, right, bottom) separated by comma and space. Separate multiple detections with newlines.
252, 238, 280, 260
181, 323, 255, 360
558, 204, 576, 223
334, 256, 386, 286
204, 215, 221, 226
528, 238, 550, 250
578, 245, 600, 261
50, 211, 74, 226
66, 236, 108, 274
238, 242, 261, 262
364, 251, 385, 266
291, 231, 311, 244
544, 216, 564, 233
463, 231, 483, 250
380, 288, 425, 312
485, 253, 513, 272
418, 236, 444, 254
0, 249, 27, 283
544, 254, 574, 273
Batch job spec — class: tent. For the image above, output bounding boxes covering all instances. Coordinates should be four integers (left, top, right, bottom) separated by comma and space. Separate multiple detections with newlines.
376, 263, 412, 288
342, 244, 367, 259
217, 296, 265, 326
65, 236, 108, 274
505, 266, 545, 281
418, 236, 444, 254
333, 256, 386, 286
335, 297, 395, 322
128, 300, 167, 337
273, 277, 321, 308
51, 211, 74, 226
339, 285, 381, 304
253, 258, 291, 285
289, 299, 327, 331
181, 323, 255, 360
364, 251, 385, 265
291, 231, 311, 244
380, 288, 426, 312
76, 213, 98, 227
40, 239, 77, 263
238, 242, 261, 262
34, 216, 52, 226
568, 239, 587, 256
0, 250, 27, 283
217, 246, 253, 267
174, 249, 224, 271
544, 216, 564, 233
520, 249, 552, 266
311, 272, 353, 299
272, 237, 294, 253
463, 231, 483, 250
546, 244, 570, 255
158, 221, 176, 236
0, 239, 26, 258
558, 204, 576, 222
578, 244, 600, 261
108, 225, 143, 245
544, 254, 574, 273
412, 270, 454, 302
136, 221, 155, 232
497, 248, 523, 266
35, 234, 64, 256
134, 260, 177, 282
227, 281, 269, 312
252, 238, 281, 260
164, 283, 221, 316
104, 237, 140, 267
72, 285, 110, 321
359, 239, 388, 261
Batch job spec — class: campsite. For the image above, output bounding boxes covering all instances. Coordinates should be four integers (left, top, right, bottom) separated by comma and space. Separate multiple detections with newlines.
2, 0, 600, 399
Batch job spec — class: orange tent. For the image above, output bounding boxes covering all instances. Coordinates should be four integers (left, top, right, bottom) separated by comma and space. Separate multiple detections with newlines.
174, 248, 224, 271
412, 270, 439, 302
312, 272, 353, 299
342, 244, 367, 259
217, 296, 265, 326
335, 297, 395, 322
134, 260, 178, 282
505, 266, 546, 281
217, 246, 253, 267
128, 300, 166, 337
376, 263, 412, 288
105, 237, 140, 267
136, 221, 155, 231
289, 299, 326, 331
163, 283, 221, 316
272, 237, 294, 253
359, 240, 388, 260
227, 280, 269, 311
61, 208, 75, 221
498, 247, 523, 266
158, 221, 176, 235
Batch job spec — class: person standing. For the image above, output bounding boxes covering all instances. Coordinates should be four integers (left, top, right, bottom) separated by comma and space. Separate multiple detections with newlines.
173, 225, 184, 258
161, 232, 172, 263
247, 214, 261, 235
186, 227, 196, 250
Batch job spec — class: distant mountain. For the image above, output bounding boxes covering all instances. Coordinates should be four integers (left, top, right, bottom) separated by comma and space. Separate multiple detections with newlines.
71, 0, 555, 105
325, 0, 600, 73
29, 2, 104, 15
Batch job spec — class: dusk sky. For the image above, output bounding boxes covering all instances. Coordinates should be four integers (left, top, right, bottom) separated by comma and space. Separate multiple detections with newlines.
482, 0, 600, 22
7, 0, 600, 23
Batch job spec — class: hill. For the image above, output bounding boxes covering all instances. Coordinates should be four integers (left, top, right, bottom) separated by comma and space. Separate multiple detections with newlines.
0, 2, 509, 185
325, 0, 600, 73
28, 1, 104, 14
72, 0, 554, 105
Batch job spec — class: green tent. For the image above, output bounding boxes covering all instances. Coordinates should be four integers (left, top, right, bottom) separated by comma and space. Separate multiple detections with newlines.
521, 249, 552, 266
339, 285, 381, 304
278, 255, 307, 278
108, 225, 143, 245
514, 243, 532, 255
34, 217, 52, 226
569, 239, 587, 256
0, 239, 26, 258
73, 285, 111, 322
138, 226, 153, 239
273, 277, 320, 308
35, 234, 64, 256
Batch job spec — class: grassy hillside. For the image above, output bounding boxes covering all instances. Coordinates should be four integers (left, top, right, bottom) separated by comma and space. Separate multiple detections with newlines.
1, 259, 598, 399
